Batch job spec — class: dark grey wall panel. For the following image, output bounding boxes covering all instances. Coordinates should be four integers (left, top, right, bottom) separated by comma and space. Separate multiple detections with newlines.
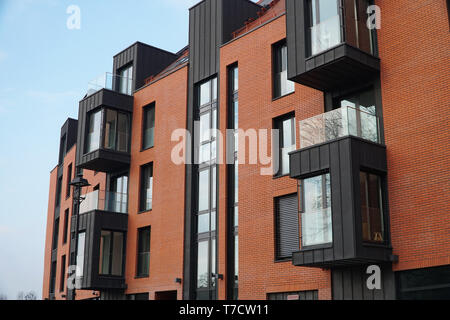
332, 264, 396, 300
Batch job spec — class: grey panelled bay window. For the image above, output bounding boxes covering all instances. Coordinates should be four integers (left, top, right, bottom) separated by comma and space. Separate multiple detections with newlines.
300, 174, 332, 247
86, 110, 102, 153
143, 103, 155, 150
104, 109, 130, 153
360, 172, 384, 243
275, 115, 296, 176
275, 194, 299, 260
119, 65, 133, 95
99, 231, 124, 276
308, 0, 342, 56
140, 163, 153, 212
137, 227, 150, 277
273, 41, 295, 98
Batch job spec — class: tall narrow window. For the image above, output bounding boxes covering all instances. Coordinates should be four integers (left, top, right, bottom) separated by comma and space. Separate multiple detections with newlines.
275, 194, 299, 260
195, 77, 218, 300
55, 176, 62, 207
143, 103, 155, 150
119, 65, 133, 95
137, 227, 151, 277
109, 174, 128, 214
103, 109, 130, 153
99, 231, 124, 276
76, 232, 86, 277
66, 164, 72, 198
140, 163, 153, 212
274, 114, 296, 176
300, 174, 332, 247
59, 134, 67, 164
60, 255, 66, 292
308, 0, 341, 56
86, 110, 101, 153
63, 209, 69, 244
52, 218, 60, 250
273, 41, 295, 98
49, 261, 57, 295
360, 172, 384, 243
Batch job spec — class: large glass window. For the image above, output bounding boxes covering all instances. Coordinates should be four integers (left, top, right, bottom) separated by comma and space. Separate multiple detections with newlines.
308, 0, 341, 56
103, 109, 130, 153
300, 174, 332, 247
86, 110, 102, 153
360, 172, 384, 243
143, 103, 155, 150
109, 175, 128, 213
343, 0, 374, 54
275, 115, 296, 176
119, 65, 133, 95
140, 163, 153, 212
137, 227, 150, 277
273, 41, 295, 98
99, 231, 124, 276
76, 232, 86, 277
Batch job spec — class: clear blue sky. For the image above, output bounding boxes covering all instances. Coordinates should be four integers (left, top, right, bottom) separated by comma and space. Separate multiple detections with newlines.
0, 0, 215, 300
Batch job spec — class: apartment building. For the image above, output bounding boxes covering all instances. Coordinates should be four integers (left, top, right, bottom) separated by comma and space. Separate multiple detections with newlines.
43, 0, 450, 300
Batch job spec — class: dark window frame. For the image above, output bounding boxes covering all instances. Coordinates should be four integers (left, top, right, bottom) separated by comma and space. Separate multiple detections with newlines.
142, 102, 156, 151
136, 226, 151, 278
59, 255, 66, 293
99, 230, 125, 277
139, 163, 153, 213
273, 112, 296, 178
66, 163, 72, 199
272, 39, 295, 100
63, 209, 69, 245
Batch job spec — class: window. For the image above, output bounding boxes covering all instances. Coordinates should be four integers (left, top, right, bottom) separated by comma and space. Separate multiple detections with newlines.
139, 163, 153, 212
308, 0, 341, 56
55, 176, 62, 207
300, 174, 332, 247
104, 109, 130, 153
76, 232, 86, 277
99, 231, 124, 276
360, 172, 384, 243
274, 114, 296, 176
109, 174, 128, 214
52, 218, 60, 250
142, 103, 155, 150
63, 209, 69, 244
86, 110, 101, 153
275, 194, 299, 260
59, 134, 67, 164
137, 227, 150, 277
60, 255, 66, 292
273, 41, 295, 98
66, 164, 72, 198
119, 65, 133, 95
49, 261, 57, 295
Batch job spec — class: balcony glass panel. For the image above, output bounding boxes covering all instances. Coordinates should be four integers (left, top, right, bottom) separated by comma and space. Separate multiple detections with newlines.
87, 72, 133, 97
299, 106, 379, 149
309, 0, 341, 56
79, 190, 128, 214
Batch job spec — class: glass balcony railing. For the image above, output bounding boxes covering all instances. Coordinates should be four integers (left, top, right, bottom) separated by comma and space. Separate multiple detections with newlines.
310, 14, 341, 56
87, 72, 133, 97
79, 190, 128, 214
299, 106, 379, 149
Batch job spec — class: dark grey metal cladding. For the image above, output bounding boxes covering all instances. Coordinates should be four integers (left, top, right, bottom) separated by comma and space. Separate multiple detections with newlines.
290, 136, 392, 268
332, 264, 396, 300
75, 89, 133, 173
113, 42, 178, 91
183, 0, 261, 299
76, 210, 128, 290
285, 0, 380, 91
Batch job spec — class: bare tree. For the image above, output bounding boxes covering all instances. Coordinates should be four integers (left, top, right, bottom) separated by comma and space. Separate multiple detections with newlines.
17, 291, 37, 300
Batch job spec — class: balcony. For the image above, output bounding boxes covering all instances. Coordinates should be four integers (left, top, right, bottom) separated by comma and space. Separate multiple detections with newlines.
289, 108, 393, 268
87, 72, 133, 97
79, 190, 128, 215
286, 0, 380, 91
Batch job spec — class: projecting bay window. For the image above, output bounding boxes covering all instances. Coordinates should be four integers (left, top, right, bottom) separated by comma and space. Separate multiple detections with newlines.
139, 163, 153, 212
142, 103, 155, 150
99, 231, 124, 276
137, 227, 150, 277
360, 172, 384, 243
300, 173, 332, 248
273, 41, 295, 99
307, 0, 375, 57
274, 114, 296, 176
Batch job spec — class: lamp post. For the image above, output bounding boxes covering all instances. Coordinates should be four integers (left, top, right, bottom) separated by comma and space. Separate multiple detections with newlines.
68, 173, 90, 301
